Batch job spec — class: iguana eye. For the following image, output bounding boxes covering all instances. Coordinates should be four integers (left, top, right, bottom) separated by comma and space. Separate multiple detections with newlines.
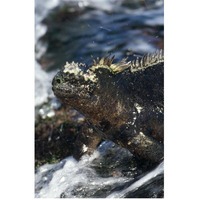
56, 78, 62, 84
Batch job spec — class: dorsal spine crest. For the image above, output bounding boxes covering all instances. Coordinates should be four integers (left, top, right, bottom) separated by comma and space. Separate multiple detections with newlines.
90, 49, 164, 74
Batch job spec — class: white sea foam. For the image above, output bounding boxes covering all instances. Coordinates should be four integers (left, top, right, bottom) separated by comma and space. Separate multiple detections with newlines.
35, 0, 60, 42
35, 150, 131, 198
35, 142, 163, 198
35, 62, 55, 106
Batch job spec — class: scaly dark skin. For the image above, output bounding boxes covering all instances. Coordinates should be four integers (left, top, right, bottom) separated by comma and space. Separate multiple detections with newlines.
52, 50, 164, 163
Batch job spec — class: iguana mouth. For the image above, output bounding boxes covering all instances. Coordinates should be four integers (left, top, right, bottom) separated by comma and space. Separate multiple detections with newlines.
52, 82, 85, 98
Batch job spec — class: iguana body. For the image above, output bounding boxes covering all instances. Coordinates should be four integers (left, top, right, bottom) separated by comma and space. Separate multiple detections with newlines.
52, 50, 164, 163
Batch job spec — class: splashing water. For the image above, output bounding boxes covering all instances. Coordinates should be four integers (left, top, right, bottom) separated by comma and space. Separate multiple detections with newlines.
35, 154, 130, 198
35, 141, 164, 198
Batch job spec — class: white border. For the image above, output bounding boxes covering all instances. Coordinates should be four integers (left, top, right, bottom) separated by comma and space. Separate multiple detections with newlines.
1, 0, 200, 199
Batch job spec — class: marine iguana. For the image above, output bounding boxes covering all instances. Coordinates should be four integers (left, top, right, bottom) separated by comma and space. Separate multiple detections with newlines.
52, 50, 164, 163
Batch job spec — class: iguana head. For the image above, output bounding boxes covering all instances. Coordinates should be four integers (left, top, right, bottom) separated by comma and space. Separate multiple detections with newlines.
52, 54, 132, 122
52, 51, 164, 123
52, 61, 98, 101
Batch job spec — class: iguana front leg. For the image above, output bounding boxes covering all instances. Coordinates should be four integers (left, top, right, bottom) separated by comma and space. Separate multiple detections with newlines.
73, 122, 102, 160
